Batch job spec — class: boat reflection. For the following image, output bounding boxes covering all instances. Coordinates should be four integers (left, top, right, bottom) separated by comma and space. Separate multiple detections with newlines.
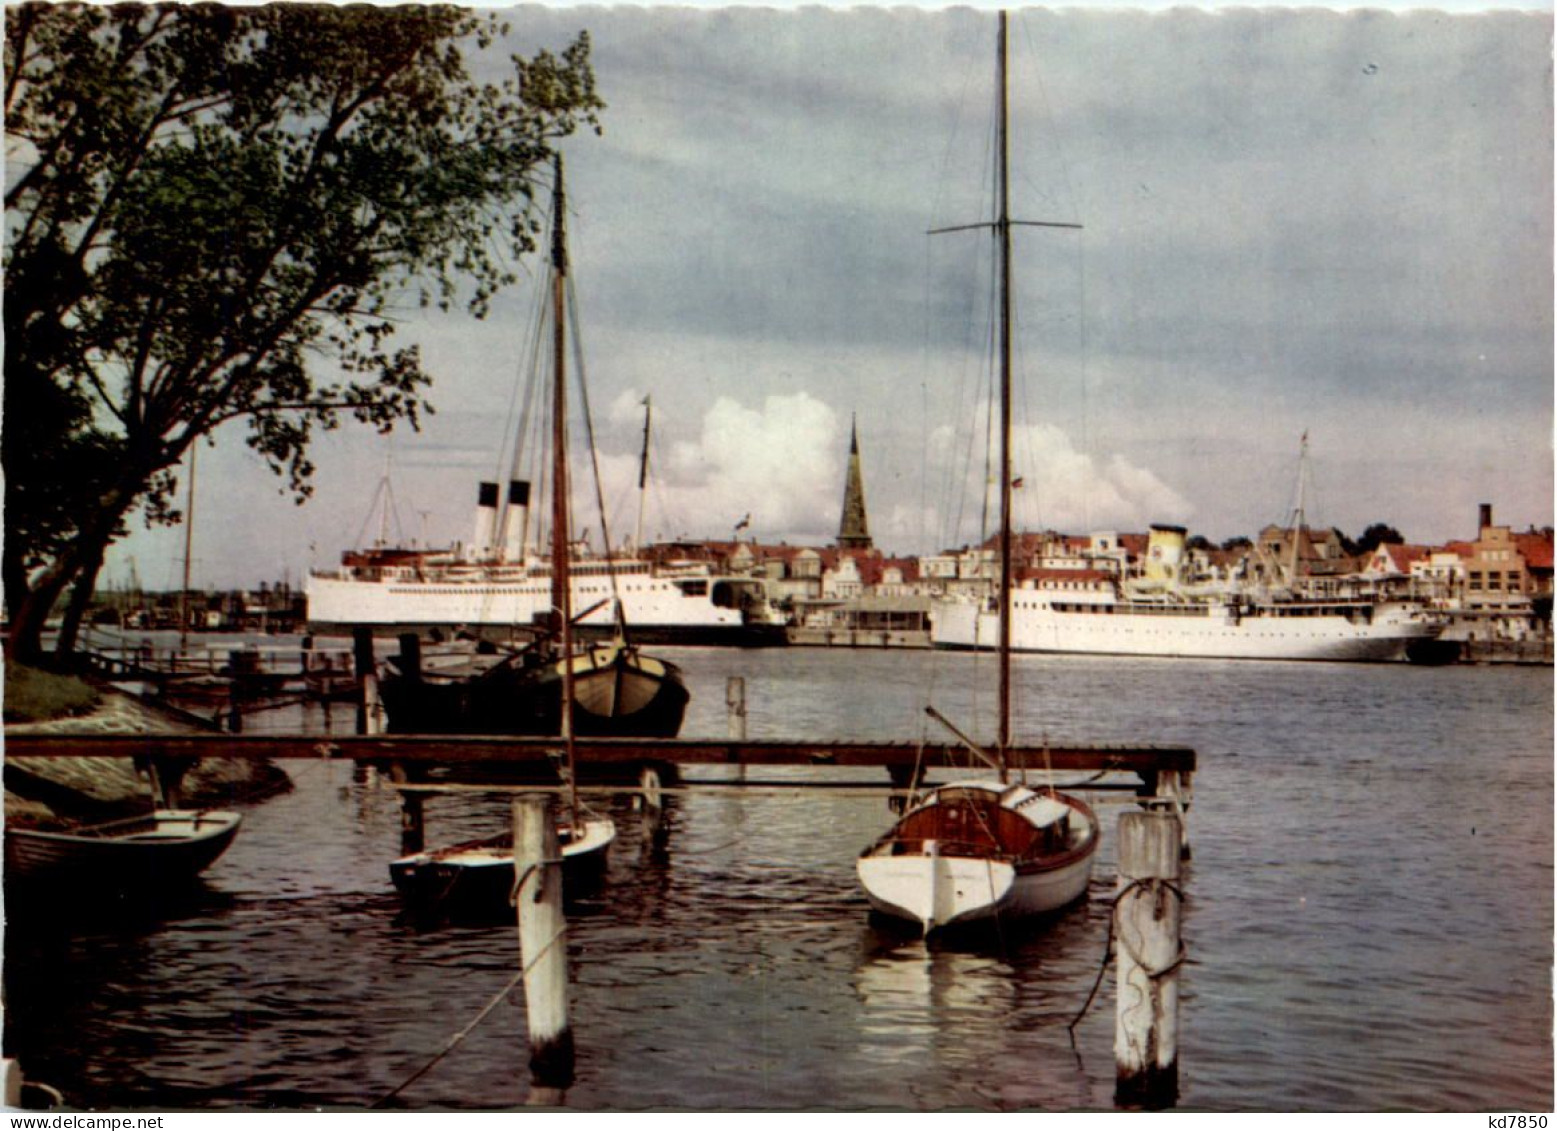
852, 900, 1108, 1109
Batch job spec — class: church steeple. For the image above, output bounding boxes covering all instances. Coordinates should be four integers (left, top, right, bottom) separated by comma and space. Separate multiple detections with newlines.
838, 414, 873, 551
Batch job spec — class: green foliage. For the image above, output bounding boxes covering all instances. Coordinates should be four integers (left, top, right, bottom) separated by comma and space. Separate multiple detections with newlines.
3, 3, 604, 649
1346, 523, 1405, 557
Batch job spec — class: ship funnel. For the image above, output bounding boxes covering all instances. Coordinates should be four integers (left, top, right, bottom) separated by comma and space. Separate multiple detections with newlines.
470, 481, 500, 561
502, 480, 531, 561
1145, 524, 1188, 584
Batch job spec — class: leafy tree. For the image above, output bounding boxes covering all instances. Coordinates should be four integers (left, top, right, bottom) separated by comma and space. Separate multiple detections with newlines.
1220, 536, 1253, 553
1347, 523, 1405, 557
1185, 534, 1214, 552
4, 3, 603, 658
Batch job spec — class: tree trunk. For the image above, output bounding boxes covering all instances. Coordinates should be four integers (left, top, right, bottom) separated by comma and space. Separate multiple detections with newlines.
55, 540, 106, 658
7, 566, 75, 663
7, 480, 138, 661
3, 542, 31, 627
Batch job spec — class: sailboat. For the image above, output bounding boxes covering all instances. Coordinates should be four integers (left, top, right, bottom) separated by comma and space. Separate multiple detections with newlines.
389, 812, 614, 919
857, 12, 1099, 935
389, 153, 627, 914
377, 153, 689, 740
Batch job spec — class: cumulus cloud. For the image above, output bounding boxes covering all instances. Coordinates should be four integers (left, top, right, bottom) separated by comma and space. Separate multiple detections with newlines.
927, 408, 1193, 547
585, 391, 842, 547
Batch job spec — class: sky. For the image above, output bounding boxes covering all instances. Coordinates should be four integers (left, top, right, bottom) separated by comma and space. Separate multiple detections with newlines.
100, 3, 1553, 592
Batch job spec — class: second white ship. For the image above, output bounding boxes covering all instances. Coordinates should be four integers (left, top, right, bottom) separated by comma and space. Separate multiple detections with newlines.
931, 525, 1444, 662
306, 479, 787, 646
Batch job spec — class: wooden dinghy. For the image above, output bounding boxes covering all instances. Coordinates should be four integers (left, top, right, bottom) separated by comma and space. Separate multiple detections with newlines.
6, 809, 242, 890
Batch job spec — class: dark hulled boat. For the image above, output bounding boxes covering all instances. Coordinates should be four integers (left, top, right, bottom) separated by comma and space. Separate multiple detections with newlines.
390, 814, 614, 921
375, 149, 689, 742
378, 632, 688, 738
6, 809, 242, 892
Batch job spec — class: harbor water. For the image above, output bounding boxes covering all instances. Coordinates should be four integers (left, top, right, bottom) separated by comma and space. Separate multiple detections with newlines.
4, 645, 1551, 1110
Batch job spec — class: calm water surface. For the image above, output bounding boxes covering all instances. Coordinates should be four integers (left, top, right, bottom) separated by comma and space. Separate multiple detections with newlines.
5, 644, 1551, 1110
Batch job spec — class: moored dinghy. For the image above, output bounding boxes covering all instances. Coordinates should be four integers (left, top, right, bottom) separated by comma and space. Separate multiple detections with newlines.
390, 811, 615, 919
6, 808, 243, 890
857, 782, 1097, 933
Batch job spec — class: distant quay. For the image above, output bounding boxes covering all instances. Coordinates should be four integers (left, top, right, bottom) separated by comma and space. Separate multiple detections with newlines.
787, 626, 930, 649
1459, 638, 1553, 665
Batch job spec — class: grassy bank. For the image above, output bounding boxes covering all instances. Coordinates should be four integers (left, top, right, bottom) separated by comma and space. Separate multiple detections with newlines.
4, 662, 101, 724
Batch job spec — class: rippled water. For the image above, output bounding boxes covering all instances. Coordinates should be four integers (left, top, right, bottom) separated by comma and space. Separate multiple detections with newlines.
5, 645, 1551, 1110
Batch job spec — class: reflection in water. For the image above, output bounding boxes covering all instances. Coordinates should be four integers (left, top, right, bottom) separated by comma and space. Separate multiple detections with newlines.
853, 908, 1104, 1109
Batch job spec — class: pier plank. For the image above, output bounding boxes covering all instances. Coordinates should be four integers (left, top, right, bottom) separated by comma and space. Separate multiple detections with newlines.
3, 732, 1195, 774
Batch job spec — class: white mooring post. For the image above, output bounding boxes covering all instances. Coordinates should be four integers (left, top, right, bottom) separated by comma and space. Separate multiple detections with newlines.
513, 794, 574, 1092
1114, 810, 1184, 1110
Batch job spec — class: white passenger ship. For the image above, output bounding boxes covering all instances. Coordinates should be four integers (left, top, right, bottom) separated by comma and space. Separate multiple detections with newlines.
932, 584, 1441, 662
931, 526, 1444, 662
305, 480, 786, 646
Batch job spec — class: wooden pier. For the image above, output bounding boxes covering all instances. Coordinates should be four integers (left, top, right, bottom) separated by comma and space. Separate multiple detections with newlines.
3, 732, 1194, 795
5, 729, 1195, 860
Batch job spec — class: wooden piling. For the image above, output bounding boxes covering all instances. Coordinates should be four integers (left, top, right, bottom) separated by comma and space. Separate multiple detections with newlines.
1114, 810, 1183, 1110
352, 626, 381, 736
513, 794, 574, 1091
638, 764, 666, 840
725, 676, 747, 740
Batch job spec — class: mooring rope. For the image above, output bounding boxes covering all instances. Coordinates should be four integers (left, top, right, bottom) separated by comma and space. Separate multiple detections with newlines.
1068, 877, 1187, 1032
371, 921, 569, 1107
1116, 882, 1189, 982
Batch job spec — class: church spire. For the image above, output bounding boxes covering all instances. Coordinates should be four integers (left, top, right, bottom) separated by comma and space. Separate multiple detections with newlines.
838, 414, 873, 551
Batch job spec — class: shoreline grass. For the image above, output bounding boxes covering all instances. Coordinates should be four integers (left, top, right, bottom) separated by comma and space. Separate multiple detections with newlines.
4, 662, 101, 723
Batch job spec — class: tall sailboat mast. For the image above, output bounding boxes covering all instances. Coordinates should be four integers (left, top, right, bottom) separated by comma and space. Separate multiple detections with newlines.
927, 11, 1079, 773
995, 11, 1014, 768
548, 152, 580, 818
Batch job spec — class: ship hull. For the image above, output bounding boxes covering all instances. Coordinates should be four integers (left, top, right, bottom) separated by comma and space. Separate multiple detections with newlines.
6, 810, 242, 891
306, 617, 786, 648
931, 597, 1441, 662
305, 571, 785, 647
379, 642, 690, 738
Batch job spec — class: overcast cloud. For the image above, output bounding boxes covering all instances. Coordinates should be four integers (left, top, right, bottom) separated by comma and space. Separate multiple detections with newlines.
104, 5, 1552, 590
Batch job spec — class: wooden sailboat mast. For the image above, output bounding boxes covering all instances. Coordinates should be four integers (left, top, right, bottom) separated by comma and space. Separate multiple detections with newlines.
995, 10, 1014, 768
926, 11, 1079, 775
548, 152, 580, 818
